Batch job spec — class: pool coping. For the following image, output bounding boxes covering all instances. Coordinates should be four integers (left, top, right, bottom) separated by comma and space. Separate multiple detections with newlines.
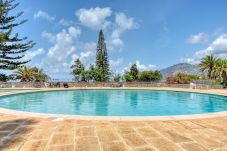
1, 87, 227, 121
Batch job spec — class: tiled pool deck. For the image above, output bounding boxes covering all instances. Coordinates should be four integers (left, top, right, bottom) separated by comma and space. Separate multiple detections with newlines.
0, 87, 227, 151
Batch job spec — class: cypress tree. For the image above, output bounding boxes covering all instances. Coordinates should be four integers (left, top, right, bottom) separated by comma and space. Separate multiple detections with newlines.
95, 30, 110, 81
0, 0, 35, 71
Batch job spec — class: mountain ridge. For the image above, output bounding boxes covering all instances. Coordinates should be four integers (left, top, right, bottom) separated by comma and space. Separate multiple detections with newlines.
160, 63, 201, 80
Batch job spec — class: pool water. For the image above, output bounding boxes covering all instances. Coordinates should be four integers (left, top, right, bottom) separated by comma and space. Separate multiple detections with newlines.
0, 90, 227, 116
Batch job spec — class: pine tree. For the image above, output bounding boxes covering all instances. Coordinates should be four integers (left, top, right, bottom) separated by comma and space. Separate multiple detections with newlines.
130, 63, 139, 81
71, 58, 85, 81
0, 0, 35, 71
95, 30, 110, 81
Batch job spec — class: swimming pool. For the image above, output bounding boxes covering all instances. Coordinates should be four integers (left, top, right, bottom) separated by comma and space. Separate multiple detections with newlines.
0, 89, 227, 116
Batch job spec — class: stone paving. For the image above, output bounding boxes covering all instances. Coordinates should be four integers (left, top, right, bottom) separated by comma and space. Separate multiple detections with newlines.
0, 114, 226, 151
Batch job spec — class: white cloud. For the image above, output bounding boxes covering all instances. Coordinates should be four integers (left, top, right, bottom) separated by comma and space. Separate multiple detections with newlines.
123, 61, 157, 73
110, 58, 124, 72
71, 42, 97, 67
182, 34, 227, 64
68, 26, 81, 38
41, 27, 81, 74
112, 12, 137, 38
42, 32, 56, 43
23, 48, 45, 61
58, 18, 74, 26
108, 12, 138, 51
76, 7, 112, 30
34, 10, 55, 21
135, 61, 157, 71
187, 32, 208, 44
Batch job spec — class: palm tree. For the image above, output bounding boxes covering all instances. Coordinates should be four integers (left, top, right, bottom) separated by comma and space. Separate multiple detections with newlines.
15, 66, 35, 82
30, 67, 49, 82
211, 59, 227, 81
199, 55, 217, 79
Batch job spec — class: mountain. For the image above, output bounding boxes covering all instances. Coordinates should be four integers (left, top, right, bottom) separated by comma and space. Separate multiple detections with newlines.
160, 63, 201, 80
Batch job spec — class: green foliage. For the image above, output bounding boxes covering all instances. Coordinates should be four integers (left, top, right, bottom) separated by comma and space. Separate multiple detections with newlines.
95, 30, 110, 81
130, 64, 138, 81
15, 66, 48, 82
30, 67, 49, 82
199, 55, 217, 79
113, 74, 121, 82
0, 73, 7, 81
138, 70, 162, 82
0, 0, 35, 70
124, 71, 134, 82
71, 58, 85, 81
166, 73, 199, 84
211, 59, 227, 81
83, 64, 97, 82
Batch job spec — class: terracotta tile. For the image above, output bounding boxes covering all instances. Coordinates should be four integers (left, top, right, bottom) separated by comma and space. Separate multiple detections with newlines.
132, 146, 156, 151
196, 128, 227, 142
180, 121, 204, 129
136, 127, 160, 138
50, 133, 74, 146
76, 126, 95, 137
0, 131, 11, 139
19, 140, 48, 151
122, 133, 147, 147
161, 131, 192, 143
56, 123, 74, 134
214, 149, 227, 151
117, 127, 135, 134
30, 129, 54, 140
47, 145, 74, 151
102, 141, 128, 151
180, 142, 209, 151
96, 129, 120, 143
0, 135, 26, 150
0, 123, 20, 131
75, 136, 100, 151
147, 138, 182, 151
189, 134, 225, 149
148, 122, 170, 132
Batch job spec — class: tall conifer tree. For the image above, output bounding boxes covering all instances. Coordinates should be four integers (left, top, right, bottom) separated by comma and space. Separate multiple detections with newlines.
0, 0, 35, 71
95, 30, 109, 81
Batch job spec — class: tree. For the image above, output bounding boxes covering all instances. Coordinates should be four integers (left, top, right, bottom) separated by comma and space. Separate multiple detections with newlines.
166, 72, 199, 84
95, 30, 110, 81
138, 70, 162, 82
15, 66, 35, 82
113, 74, 121, 82
0, 0, 35, 71
30, 67, 49, 82
124, 71, 133, 82
199, 55, 217, 79
83, 64, 97, 82
71, 58, 85, 81
211, 59, 227, 81
15, 66, 48, 82
130, 64, 138, 81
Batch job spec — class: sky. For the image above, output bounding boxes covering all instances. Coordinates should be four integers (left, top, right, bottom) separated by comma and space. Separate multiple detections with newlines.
10, 0, 227, 80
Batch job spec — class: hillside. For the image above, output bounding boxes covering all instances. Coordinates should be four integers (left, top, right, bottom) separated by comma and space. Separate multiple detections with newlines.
160, 63, 201, 80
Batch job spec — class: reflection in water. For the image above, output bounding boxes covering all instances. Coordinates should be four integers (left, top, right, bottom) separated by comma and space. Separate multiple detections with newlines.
130, 91, 138, 108
0, 90, 227, 116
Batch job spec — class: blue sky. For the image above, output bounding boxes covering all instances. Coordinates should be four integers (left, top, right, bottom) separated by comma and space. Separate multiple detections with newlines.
12, 0, 227, 80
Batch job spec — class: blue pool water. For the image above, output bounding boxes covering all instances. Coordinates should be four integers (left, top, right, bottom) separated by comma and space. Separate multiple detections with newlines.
0, 90, 227, 116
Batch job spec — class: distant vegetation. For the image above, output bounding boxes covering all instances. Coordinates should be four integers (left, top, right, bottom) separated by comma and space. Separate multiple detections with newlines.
124, 64, 162, 82
199, 55, 227, 85
15, 66, 48, 82
166, 73, 199, 84
71, 30, 110, 82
